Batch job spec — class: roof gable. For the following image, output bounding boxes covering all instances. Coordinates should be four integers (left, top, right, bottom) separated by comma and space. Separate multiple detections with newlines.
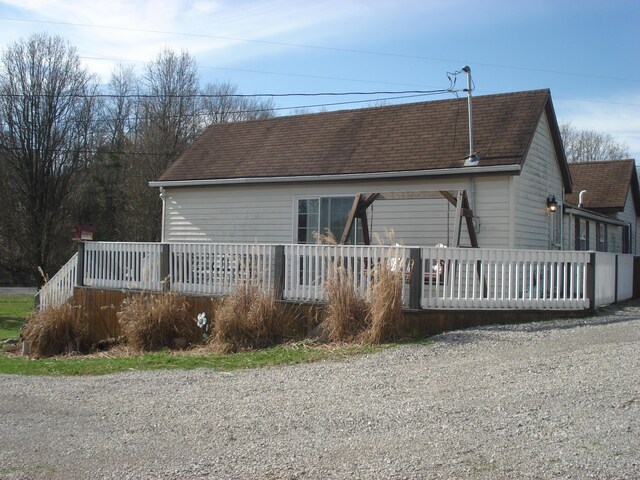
157, 89, 569, 186
565, 160, 640, 213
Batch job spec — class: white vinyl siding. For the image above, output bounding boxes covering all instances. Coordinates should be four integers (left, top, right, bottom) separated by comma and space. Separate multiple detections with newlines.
616, 191, 639, 254
511, 114, 564, 250
163, 176, 511, 248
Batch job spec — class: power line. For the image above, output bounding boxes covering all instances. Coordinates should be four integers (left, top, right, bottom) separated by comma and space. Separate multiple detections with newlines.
81, 55, 435, 90
0, 93, 452, 158
0, 16, 637, 84
0, 88, 453, 100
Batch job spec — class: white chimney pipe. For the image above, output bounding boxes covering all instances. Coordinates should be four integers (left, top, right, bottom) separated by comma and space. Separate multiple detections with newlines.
462, 66, 480, 166
578, 190, 587, 208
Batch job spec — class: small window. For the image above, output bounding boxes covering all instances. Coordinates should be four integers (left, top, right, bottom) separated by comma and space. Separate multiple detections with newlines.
596, 223, 607, 252
622, 224, 631, 254
575, 218, 589, 251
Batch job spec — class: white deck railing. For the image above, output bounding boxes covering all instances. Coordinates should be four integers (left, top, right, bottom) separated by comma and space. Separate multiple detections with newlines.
421, 247, 591, 309
83, 242, 164, 291
37, 252, 78, 309
283, 244, 412, 304
170, 243, 276, 295
38, 242, 629, 312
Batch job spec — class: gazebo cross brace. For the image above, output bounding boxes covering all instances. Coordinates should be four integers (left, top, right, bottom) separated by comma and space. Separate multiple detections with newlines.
339, 189, 479, 248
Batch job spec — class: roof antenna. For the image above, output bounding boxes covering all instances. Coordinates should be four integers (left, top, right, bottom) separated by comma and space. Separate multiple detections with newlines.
462, 66, 480, 166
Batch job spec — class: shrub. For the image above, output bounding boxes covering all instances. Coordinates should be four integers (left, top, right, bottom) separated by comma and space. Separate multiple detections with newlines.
22, 303, 90, 357
212, 285, 285, 353
117, 293, 200, 352
323, 263, 370, 343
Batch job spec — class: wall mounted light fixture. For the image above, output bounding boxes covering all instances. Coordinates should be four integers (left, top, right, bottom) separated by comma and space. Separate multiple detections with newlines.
546, 194, 558, 213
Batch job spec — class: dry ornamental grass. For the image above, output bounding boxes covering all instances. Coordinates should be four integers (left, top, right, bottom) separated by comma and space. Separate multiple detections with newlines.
320, 233, 406, 344
323, 263, 370, 343
361, 258, 404, 343
22, 303, 90, 357
211, 284, 286, 353
117, 293, 201, 352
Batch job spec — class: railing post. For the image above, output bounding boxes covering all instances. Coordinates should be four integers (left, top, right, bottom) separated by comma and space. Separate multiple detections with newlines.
408, 247, 422, 310
273, 245, 285, 300
586, 252, 596, 310
76, 242, 85, 287
161, 243, 170, 292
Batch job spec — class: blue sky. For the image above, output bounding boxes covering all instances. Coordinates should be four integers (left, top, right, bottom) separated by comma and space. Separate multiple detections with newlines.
0, 0, 638, 159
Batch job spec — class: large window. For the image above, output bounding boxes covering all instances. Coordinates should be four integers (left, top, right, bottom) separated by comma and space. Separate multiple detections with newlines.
297, 196, 363, 244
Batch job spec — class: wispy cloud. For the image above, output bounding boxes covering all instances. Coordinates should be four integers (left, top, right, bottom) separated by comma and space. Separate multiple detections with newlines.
0, 0, 390, 79
556, 94, 640, 161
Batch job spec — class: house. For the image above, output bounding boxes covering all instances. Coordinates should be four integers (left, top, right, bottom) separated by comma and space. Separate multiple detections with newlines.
151, 89, 571, 250
36, 91, 640, 327
563, 159, 640, 253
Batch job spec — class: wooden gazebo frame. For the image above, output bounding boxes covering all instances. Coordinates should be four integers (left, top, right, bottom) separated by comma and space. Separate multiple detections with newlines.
339, 189, 479, 248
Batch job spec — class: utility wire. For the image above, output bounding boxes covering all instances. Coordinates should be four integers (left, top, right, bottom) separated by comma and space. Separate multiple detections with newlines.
0, 92, 454, 157
0, 16, 637, 84
0, 88, 454, 99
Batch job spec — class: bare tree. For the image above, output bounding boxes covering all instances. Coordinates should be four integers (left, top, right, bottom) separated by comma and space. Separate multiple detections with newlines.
138, 48, 201, 159
104, 64, 139, 149
560, 122, 630, 163
201, 81, 275, 125
121, 49, 201, 241
0, 33, 99, 285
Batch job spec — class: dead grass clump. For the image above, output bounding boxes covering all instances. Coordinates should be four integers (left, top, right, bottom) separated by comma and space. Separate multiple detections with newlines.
360, 259, 404, 343
22, 303, 89, 357
323, 264, 370, 343
212, 285, 285, 353
117, 293, 200, 352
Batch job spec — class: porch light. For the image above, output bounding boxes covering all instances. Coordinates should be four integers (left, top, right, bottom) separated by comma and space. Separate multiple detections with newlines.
546, 194, 558, 213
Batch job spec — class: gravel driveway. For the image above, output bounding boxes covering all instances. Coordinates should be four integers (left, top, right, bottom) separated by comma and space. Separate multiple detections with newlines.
1, 303, 639, 479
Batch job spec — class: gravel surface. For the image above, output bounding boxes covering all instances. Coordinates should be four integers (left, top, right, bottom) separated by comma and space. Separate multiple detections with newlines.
1, 303, 639, 479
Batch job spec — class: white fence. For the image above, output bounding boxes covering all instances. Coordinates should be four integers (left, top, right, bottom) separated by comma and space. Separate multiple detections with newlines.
283, 244, 412, 304
170, 243, 276, 295
594, 253, 635, 306
83, 242, 164, 291
616, 254, 635, 302
37, 252, 78, 309
421, 247, 592, 310
37, 242, 638, 311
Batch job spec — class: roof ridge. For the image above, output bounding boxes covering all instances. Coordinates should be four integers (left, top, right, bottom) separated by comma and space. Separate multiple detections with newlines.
225, 88, 552, 125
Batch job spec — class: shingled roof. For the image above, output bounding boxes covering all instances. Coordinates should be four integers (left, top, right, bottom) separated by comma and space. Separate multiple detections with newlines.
155, 89, 570, 187
565, 160, 640, 213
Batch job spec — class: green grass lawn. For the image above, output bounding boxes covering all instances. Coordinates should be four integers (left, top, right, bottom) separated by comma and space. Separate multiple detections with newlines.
0, 341, 387, 376
0, 294, 34, 340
